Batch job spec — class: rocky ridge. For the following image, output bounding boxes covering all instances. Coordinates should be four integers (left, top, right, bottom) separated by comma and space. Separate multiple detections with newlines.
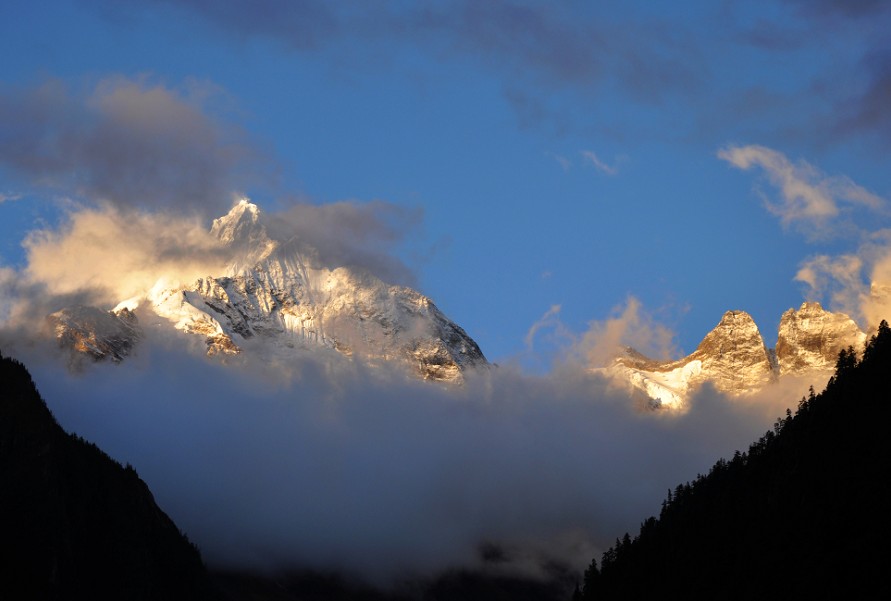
602, 302, 867, 409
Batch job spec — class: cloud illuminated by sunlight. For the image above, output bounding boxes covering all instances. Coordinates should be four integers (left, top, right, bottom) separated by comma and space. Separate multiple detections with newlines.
22, 204, 227, 307
718, 144, 885, 236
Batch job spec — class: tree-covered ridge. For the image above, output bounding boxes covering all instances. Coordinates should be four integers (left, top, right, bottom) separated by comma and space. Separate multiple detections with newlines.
0, 351, 213, 600
578, 321, 891, 600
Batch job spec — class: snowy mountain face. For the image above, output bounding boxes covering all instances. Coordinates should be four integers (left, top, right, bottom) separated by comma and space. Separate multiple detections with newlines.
51, 201, 487, 382
599, 303, 867, 410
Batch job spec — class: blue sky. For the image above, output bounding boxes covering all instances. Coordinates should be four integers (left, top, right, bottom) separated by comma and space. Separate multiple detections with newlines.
2, 0, 890, 367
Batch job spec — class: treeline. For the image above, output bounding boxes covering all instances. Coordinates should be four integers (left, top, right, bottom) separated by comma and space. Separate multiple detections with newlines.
0, 351, 213, 600
577, 321, 891, 600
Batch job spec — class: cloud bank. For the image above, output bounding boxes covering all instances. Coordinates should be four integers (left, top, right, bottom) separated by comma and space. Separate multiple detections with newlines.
0, 194, 800, 585
20, 332, 795, 584
0, 76, 260, 214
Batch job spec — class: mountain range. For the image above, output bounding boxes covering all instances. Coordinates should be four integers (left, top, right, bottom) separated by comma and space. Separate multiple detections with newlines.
597, 301, 866, 408
48, 201, 870, 405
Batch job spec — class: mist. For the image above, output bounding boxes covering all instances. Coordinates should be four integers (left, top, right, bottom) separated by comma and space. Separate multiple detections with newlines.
0, 195, 823, 584
14, 321, 798, 584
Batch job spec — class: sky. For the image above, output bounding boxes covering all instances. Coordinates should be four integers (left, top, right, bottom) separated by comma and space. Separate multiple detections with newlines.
1, 0, 890, 364
2, 0, 891, 584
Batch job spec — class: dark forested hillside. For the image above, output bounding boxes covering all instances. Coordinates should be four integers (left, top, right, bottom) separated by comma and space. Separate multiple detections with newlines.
578, 321, 891, 600
0, 351, 213, 600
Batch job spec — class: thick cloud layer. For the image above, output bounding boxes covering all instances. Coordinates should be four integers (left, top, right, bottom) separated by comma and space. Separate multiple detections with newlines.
20, 331, 796, 583
0, 198, 798, 581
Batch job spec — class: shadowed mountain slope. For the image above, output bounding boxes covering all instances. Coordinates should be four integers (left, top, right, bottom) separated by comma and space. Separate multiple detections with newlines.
578, 321, 891, 600
0, 351, 213, 600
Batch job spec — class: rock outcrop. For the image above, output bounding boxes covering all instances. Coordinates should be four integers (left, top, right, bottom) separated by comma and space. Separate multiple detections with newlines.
776, 302, 866, 375
601, 304, 867, 409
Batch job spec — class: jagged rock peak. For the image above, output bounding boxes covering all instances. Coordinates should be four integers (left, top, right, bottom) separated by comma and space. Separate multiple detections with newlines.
776, 301, 866, 375
694, 310, 763, 356
686, 310, 775, 394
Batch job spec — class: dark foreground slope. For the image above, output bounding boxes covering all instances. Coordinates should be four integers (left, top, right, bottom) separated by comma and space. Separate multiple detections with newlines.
0, 351, 213, 600
579, 322, 891, 600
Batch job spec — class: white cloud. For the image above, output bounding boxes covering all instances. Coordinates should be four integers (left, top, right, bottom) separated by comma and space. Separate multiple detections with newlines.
21, 204, 228, 307
570, 296, 677, 368
524, 304, 567, 351
794, 230, 891, 330
581, 150, 618, 175
795, 254, 866, 320
718, 144, 885, 235
18, 329, 788, 583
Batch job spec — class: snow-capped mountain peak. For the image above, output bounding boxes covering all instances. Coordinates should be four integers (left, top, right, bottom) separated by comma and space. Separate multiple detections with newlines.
210, 199, 277, 270
51, 200, 488, 382
210, 198, 263, 244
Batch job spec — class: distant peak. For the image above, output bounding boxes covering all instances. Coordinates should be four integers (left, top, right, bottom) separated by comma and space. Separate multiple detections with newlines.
211, 197, 267, 246
221, 197, 261, 222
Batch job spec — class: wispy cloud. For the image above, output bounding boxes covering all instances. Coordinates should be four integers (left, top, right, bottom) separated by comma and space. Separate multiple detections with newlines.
795, 254, 866, 319
570, 296, 678, 368
546, 151, 572, 172
265, 199, 423, 286
524, 304, 567, 351
718, 144, 885, 236
581, 150, 619, 176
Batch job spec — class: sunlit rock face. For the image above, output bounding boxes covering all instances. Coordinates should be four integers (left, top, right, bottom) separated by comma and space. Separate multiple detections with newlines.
776, 302, 866, 376
52, 201, 487, 382
602, 305, 869, 410
603, 311, 774, 409
687, 310, 776, 394
48, 306, 140, 364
